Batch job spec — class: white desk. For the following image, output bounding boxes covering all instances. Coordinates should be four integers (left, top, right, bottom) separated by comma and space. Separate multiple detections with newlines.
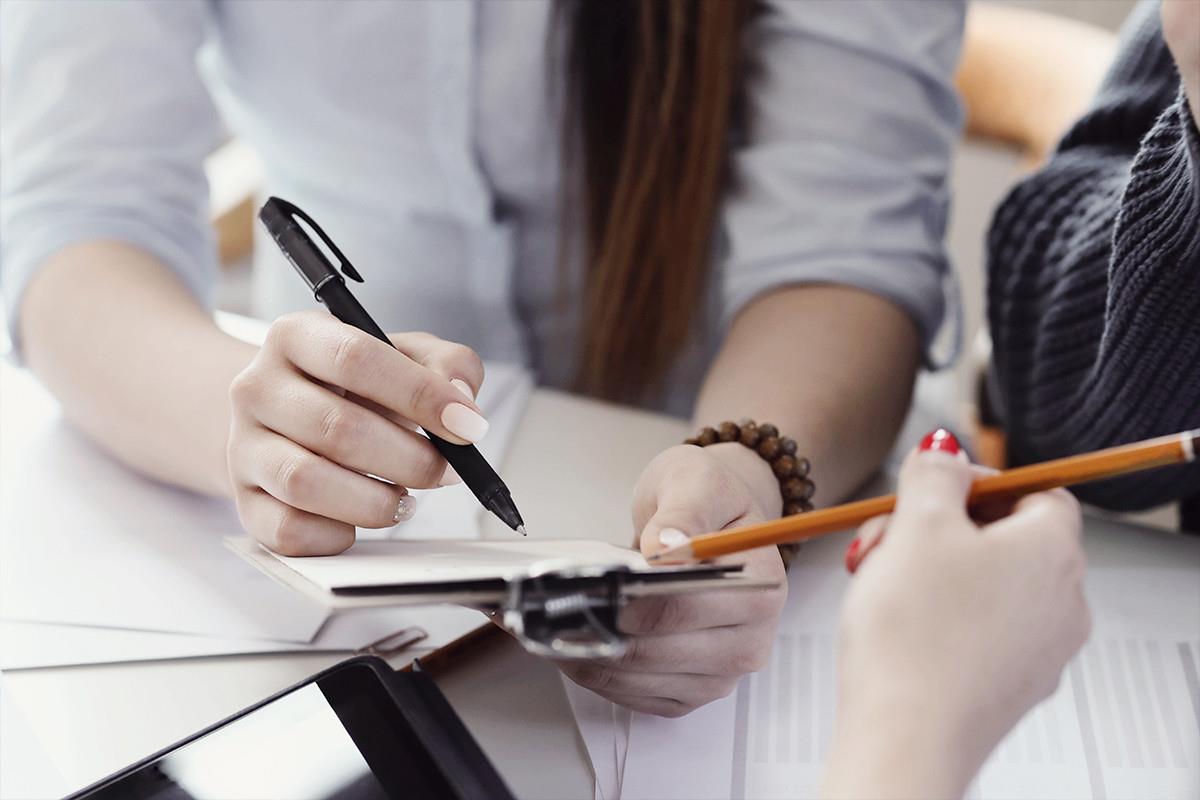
4, 390, 1196, 799
1, 390, 686, 799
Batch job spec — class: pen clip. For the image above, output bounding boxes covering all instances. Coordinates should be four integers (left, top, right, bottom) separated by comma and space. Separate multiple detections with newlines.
270, 197, 365, 283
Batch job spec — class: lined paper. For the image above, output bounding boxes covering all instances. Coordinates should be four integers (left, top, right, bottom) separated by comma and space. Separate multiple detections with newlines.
616, 515, 1200, 800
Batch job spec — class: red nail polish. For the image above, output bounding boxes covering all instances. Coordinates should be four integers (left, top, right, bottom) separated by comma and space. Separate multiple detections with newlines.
919, 428, 960, 455
844, 538, 861, 573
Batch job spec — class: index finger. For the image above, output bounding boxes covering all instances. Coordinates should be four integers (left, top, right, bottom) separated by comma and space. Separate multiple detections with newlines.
266, 313, 488, 445
390, 332, 485, 401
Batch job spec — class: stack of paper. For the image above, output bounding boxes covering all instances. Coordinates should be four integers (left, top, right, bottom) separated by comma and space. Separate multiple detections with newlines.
0, 315, 534, 670
567, 516, 1200, 800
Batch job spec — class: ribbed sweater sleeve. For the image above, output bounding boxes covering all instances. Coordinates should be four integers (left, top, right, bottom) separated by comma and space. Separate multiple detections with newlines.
986, 0, 1200, 529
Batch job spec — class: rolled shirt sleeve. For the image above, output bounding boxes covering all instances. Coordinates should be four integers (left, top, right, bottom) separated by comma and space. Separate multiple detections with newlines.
721, 0, 964, 362
0, 0, 223, 353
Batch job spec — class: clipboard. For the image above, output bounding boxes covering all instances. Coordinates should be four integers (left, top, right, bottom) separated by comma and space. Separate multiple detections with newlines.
227, 537, 777, 659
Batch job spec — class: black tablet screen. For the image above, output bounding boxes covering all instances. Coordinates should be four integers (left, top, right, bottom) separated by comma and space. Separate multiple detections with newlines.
80, 662, 453, 799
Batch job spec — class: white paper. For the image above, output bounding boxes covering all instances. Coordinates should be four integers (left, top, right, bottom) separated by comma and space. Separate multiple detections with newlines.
0, 604, 485, 671
0, 673, 68, 800
564, 675, 631, 800
271, 539, 647, 591
0, 363, 327, 642
0, 348, 532, 660
591, 516, 1200, 800
623, 682, 742, 800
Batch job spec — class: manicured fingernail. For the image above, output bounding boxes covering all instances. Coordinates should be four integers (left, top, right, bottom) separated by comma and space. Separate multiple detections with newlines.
919, 428, 961, 456
441, 403, 489, 443
393, 495, 417, 523
658, 528, 690, 549
450, 378, 475, 401
438, 464, 462, 486
844, 538, 861, 574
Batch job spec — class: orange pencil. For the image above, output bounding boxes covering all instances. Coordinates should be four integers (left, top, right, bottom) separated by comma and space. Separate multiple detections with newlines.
650, 430, 1199, 563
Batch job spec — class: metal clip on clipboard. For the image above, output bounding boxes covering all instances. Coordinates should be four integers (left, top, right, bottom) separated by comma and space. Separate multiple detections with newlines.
498, 560, 747, 659
227, 536, 772, 661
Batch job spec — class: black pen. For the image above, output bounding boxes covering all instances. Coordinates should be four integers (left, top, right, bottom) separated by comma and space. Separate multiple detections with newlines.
258, 197, 526, 535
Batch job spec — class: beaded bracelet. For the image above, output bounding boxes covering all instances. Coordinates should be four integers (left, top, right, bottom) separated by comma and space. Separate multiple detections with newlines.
684, 419, 815, 517
685, 420, 813, 567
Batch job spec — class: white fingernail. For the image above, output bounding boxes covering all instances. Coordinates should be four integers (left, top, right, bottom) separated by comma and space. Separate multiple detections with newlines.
441, 402, 489, 443
393, 495, 417, 523
659, 528, 690, 548
438, 464, 462, 486
450, 378, 475, 401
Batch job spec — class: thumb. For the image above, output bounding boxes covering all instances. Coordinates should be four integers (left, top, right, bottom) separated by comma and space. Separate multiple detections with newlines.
638, 501, 715, 558
891, 429, 974, 536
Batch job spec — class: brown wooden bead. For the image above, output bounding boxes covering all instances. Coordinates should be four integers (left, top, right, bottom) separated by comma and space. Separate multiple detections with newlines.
772, 454, 797, 478
783, 500, 806, 516
737, 422, 760, 447
781, 476, 808, 500
756, 436, 781, 460
684, 421, 814, 521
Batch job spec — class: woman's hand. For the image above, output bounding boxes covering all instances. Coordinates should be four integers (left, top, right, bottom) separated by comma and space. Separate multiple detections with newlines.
227, 311, 488, 556
1163, 0, 1199, 127
555, 443, 788, 717
823, 439, 1091, 800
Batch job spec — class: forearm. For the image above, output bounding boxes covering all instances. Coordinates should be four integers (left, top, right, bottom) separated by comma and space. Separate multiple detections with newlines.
823, 706, 968, 800
19, 241, 256, 497
694, 285, 920, 510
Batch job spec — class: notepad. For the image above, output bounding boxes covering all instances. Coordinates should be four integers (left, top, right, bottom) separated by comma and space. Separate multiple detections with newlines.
240, 538, 648, 594
228, 537, 672, 617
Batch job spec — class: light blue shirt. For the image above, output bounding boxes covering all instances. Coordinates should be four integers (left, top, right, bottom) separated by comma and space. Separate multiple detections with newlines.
0, 0, 964, 413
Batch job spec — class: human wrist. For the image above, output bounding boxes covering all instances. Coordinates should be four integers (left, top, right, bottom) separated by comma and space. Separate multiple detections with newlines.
824, 691, 972, 800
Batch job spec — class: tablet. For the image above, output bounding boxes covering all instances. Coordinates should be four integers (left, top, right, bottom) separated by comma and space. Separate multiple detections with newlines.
68, 656, 514, 800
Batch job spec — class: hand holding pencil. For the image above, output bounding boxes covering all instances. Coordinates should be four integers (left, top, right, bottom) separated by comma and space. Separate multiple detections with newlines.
651, 428, 1200, 565
822, 437, 1091, 797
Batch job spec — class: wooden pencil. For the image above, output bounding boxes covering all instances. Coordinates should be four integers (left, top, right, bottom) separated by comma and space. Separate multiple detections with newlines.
650, 429, 1200, 563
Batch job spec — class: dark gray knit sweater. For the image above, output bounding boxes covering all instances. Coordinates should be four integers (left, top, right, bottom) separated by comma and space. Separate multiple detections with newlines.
986, 0, 1200, 531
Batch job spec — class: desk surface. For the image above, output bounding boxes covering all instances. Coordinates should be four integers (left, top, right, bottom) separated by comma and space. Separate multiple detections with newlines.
3, 389, 1194, 800
1, 390, 687, 800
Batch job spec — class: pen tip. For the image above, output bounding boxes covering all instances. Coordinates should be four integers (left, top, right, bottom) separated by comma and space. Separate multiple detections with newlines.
517, 525, 527, 537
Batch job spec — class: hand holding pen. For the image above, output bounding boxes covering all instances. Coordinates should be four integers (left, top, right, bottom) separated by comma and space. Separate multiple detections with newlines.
225, 198, 524, 557
227, 312, 492, 555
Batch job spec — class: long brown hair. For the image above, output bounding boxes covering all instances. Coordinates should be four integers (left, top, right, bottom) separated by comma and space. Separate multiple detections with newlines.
562, 0, 757, 402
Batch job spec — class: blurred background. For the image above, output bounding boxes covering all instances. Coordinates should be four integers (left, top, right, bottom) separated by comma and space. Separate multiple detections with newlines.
211, 0, 1139, 380
198, 0, 1162, 526
9, 0, 1163, 520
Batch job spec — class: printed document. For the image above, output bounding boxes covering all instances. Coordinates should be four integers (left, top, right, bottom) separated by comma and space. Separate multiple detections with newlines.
571, 516, 1200, 800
